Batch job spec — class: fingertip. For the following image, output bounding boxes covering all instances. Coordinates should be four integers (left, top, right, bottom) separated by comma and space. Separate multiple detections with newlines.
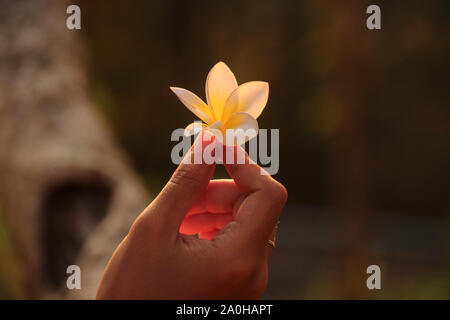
189, 130, 215, 152
201, 130, 216, 143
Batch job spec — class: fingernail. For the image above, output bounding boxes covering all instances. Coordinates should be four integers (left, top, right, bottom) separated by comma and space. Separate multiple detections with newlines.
188, 131, 217, 164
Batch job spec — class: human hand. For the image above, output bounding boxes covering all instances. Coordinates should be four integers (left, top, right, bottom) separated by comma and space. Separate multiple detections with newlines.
96, 132, 287, 299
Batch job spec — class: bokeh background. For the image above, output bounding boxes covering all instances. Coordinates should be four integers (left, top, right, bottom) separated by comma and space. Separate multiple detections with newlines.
0, 0, 449, 299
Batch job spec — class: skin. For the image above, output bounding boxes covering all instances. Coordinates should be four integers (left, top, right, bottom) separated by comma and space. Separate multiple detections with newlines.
96, 132, 287, 299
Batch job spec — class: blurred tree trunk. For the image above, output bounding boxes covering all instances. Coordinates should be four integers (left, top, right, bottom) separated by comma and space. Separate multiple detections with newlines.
0, 0, 150, 298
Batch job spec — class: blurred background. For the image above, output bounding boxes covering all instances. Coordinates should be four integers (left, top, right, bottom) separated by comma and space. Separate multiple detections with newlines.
0, 0, 449, 299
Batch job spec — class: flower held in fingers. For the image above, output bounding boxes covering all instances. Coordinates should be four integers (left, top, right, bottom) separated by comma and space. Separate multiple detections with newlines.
170, 62, 269, 145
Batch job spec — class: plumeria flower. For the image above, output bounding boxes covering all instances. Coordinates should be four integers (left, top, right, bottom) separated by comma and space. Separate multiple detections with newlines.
170, 62, 269, 145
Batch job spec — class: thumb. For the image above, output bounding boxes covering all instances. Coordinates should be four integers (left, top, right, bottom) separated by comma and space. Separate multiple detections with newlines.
141, 131, 216, 237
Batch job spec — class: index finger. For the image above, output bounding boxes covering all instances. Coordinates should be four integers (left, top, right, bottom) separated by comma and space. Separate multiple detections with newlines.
223, 145, 287, 249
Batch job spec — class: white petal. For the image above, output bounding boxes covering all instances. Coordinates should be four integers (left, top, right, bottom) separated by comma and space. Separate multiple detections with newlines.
184, 120, 221, 138
184, 121, 206, 136
170, 87, 213, 124
223, 112, 259, 146
205, 62, 238, 121
221, 81, 269, 123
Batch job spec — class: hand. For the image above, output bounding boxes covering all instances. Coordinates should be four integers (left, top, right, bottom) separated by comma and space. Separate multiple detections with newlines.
96, 133, 287, 299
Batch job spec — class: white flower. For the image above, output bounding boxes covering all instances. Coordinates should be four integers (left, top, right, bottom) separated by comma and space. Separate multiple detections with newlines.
170, 61, 269, 145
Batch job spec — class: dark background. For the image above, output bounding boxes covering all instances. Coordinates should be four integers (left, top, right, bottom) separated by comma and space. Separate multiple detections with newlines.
82, 0, 449, 217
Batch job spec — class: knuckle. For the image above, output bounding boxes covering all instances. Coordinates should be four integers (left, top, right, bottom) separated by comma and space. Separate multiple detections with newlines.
265, 180, 288, 205
129, 214, 163, 241
170, 165, 202, 187
129, 217, 150, 239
